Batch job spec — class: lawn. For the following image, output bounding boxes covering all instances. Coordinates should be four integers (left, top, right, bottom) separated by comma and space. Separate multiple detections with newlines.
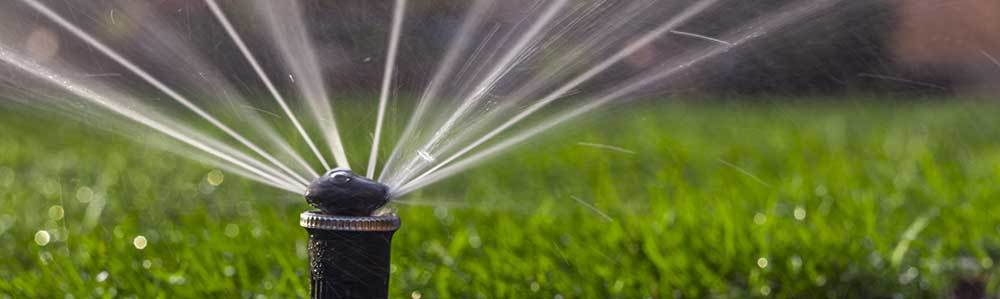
1, 99, 998, 298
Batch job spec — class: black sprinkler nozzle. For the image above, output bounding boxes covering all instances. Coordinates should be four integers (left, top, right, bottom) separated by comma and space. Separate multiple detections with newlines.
305, 168, 390, 216
301, 169, 399, 299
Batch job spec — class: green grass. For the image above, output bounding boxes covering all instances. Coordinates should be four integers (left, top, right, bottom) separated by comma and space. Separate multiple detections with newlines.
1, 100, 999, 298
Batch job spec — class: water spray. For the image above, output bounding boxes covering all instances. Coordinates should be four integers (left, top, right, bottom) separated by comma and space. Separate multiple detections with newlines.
301, 169, 398, 298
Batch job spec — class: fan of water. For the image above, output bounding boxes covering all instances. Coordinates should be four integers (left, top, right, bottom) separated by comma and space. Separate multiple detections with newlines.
0, 0, 848, 200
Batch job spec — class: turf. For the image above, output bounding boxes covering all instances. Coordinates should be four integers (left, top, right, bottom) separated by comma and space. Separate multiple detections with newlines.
1, 100, 998, 298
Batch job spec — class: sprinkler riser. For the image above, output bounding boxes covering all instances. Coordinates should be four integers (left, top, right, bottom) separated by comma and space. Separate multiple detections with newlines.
301, 212, 400, 299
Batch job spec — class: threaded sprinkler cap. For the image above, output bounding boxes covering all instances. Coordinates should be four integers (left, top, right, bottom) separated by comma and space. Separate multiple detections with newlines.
300, 211, 400, 232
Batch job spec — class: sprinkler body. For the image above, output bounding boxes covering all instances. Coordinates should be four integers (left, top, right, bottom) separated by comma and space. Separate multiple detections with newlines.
301, 169, 398, 299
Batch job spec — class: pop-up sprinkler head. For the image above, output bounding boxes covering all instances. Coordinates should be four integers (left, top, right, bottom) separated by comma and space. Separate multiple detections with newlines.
305, 168, 390, 216
300, 169, 400, 299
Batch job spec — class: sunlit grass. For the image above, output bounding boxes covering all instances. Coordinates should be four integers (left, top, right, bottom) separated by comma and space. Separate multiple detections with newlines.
0, 99, 998, 298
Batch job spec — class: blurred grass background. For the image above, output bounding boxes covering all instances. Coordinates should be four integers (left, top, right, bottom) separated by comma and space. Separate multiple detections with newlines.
1, 99, 999, 298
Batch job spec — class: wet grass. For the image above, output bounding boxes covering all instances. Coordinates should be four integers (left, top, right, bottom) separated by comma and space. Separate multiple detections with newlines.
1, 99, 999, 298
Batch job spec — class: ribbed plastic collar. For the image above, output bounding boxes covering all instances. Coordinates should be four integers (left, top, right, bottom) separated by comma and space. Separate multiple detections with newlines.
300, 211, 400, 232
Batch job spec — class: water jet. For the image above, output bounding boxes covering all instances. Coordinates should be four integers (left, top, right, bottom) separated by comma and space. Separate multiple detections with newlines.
301, 169, 399, 299
0, 0, 889, 296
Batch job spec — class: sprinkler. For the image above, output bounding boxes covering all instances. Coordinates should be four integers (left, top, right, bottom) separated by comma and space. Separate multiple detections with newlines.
301, 168, 399, 299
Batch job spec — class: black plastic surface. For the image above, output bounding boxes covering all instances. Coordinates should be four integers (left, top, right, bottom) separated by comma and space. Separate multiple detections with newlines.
306, 228, 396, 299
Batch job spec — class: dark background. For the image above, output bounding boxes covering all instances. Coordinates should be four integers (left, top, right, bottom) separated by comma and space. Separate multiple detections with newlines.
5, 0, 999, 99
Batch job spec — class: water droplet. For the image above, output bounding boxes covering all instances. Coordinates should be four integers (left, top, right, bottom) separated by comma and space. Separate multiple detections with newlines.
793, 206, 806, 220
206, 170, 224, 186
142, 260, 152, 269
168, 274, 186, 285
789, 255, 803, 272
41, 179, 61, 197
753, 212, 767, 225
133, 235, 147, 250
223, 266, 235, 277
224, 224, 240, 238
417, 150, 436, 162
96, 271, 109, 282
760, 285, 771, 296
34, 230, 50, 246
410, 291, 422, 299
815, 275, 827, 286
814, 185, 828, 197
757, 257, 769, 268
530, 282, 540, 292
48, 205, 64, 220
76, 187, 94, 203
